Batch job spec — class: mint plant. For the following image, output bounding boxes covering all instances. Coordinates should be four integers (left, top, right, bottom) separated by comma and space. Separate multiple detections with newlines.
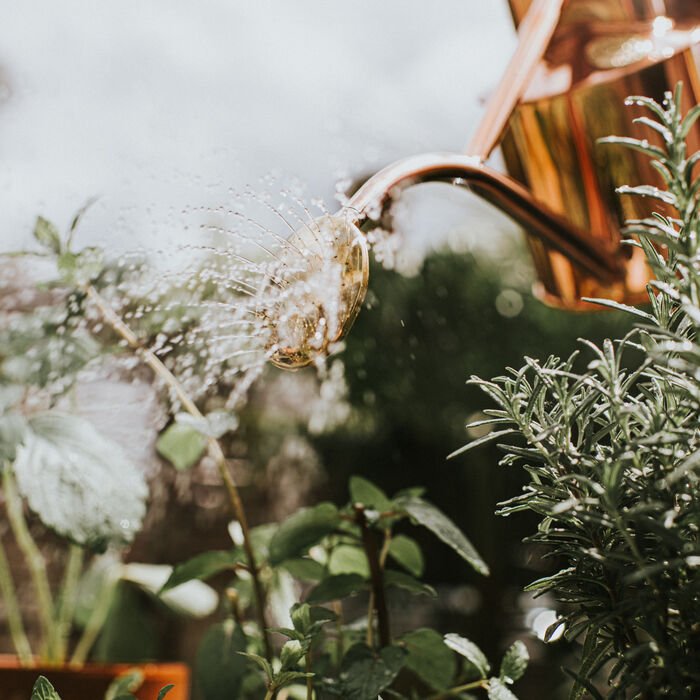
457, 86, 700, 699
163, 475, 529, 699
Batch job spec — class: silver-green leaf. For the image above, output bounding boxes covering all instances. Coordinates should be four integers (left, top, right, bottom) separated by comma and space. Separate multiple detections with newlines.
13, 412, 148, 550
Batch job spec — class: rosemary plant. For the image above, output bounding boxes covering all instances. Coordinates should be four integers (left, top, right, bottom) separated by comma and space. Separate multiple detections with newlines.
457, 85, 700, 699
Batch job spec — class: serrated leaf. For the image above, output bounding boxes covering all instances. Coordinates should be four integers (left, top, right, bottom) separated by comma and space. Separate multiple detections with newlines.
487, 677, 518, 700
105, 670, 144, 700
444, 634, 490, 678
13, 412, 147, 550
33, 217, 61, 253
307, 573, 367, 603
388, 535, 424, 577
349, 476, 392, 512
339, 644, 407, 700
31, 677, 61, 700
499, 641, 528, 684
402, 628, 456, 691
384, 569, 436, 596
269, 503, 340, 565
195, 619, 248, 700
240, 651, 274, 682
398, 497, 489, 575
156, 423, 207, 471
160, 550, 240, 593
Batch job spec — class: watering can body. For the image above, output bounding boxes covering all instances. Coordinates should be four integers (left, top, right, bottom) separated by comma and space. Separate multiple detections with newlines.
502, 0, 700, 307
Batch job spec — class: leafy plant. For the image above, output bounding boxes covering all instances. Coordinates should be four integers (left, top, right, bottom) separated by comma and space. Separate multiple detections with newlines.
457, 86, 700, 698
29, 673, 174, 700
163, 475, 529, 699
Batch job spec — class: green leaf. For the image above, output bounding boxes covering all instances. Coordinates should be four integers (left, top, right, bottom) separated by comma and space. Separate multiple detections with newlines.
307, 573, 367, 604
105, 670, 144, 700
487, 677, 518, 700
240, 651, 274, 683
349, 476, 392, 511
444, 634, 490, 678
269, 503, 340, 565
33, 217, 61, 254
384, 569, 436, 597
402, 628, 456, 691
280, 639, 305, 670
328, 544, 370, 578
31, 676, 62, 700
57, 247, 105, 286
499, 641, 528, 684
273, 671, 314, 689
339, 644, 407, 700
447, 429, 516, 459
195, 619, 248, 700
282, 557, 325, 581
13, 412, 148, 550
156, 423, 207, 471
156, 686, 175, 700
398, 497, 489, 575
159, 550, 239, 593
388, 535, 424, 577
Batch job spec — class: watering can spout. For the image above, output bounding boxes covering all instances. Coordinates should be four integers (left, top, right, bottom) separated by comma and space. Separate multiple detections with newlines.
345, 153, 624, 283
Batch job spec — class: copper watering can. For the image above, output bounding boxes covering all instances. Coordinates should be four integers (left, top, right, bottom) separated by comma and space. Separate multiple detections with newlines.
269, 0, 700, 368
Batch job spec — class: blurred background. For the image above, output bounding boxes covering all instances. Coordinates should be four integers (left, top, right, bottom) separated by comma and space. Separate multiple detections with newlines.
0, 2, 635, 698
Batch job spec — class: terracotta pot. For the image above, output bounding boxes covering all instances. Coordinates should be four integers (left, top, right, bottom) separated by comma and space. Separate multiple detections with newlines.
0, 655, 190, 700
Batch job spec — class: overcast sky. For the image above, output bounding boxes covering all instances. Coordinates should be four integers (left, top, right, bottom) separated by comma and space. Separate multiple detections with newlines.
0, 1, 518, 255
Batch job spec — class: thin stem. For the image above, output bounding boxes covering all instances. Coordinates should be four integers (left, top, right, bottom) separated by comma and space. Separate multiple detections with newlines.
84, 284, 272, 660
3, 467, 54, 658
263, 689, 275, 700
52, 544, 84, 663
0, 526, 33, 665
366, 528, 391, 647
70, 571, 116, 666
305, 652, 314, 700
427, 679, 487, 700
355, 506, 390, 648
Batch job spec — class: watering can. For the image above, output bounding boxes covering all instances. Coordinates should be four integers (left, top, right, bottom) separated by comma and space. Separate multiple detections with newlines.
269, 0, 700, 368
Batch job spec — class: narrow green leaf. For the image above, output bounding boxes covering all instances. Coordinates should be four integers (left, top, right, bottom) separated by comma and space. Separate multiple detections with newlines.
156, 686, 175, 700
448, 429, 516, 459
156, 423, 207, 471
398, 497, 489, 575
444, 634, 490, 678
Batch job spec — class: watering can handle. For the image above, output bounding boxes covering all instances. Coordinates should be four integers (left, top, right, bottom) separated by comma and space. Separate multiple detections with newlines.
466, 0, 565, 160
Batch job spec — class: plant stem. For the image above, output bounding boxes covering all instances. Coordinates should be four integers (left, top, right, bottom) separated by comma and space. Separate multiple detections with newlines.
3, 467, 54, 658
84, 284, 272, 660
427, 679, 487, 700
52, 544, 84, 663
354, 506, 390, 648
305, 652, 314, 700
263, 688, 275, 700
0, 526, 33, 665
70, 569, 117, 666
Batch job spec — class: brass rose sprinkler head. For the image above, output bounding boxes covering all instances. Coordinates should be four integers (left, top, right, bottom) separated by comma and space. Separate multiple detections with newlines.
268, 0, 700, 369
